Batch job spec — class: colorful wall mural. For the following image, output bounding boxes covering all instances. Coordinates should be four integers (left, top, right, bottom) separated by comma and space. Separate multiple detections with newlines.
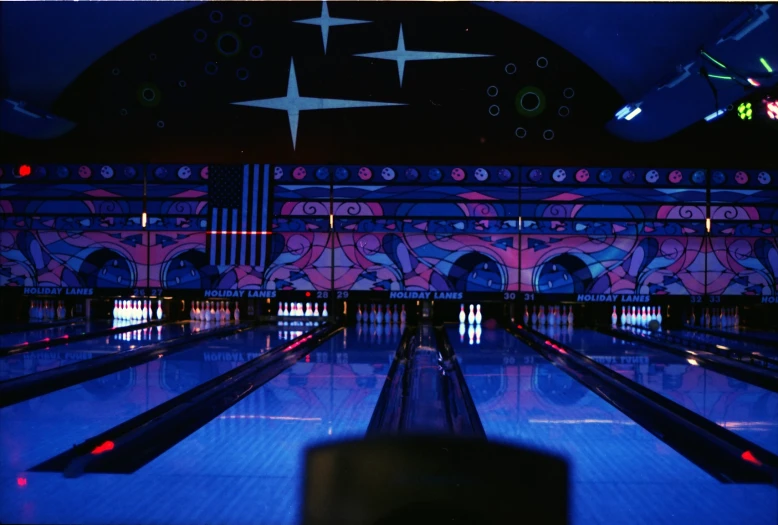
1, 163, 776, 295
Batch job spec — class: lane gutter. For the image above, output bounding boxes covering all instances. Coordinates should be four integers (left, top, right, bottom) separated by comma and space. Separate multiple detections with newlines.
506, 321, 778, 485
599, 325, 778, 393
0, 321, 257, 408
31, 322, 342, 477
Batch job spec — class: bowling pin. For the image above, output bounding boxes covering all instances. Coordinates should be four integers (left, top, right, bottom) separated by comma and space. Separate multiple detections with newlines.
531, 306, 538, 325
611, 305, 618, 326
689, 308, 695, 326
705, 308, 711, 328
322, 303, 328, 317
657, 306, 662, 325
141, 300, 148, 321
733, 307, 739, 327
538, 306, 546, 325
385, 305, 392, 324
392, 305, 399, 324
278, 302, 284, 317
468, 304, 475, 325
567, 306, 574, 326
113, 300, 119, 320
641, 306, 647, 325
305, 302, 313, 316
313, 303, 320, 316
620, 306, 626, 326
459, 304, 466, 324
475, 304, 482, 324
369, 305, 376, 323
29, 300, 35, 320
523, 305, 529, 325
356, 304, 363, 323
400, 304, 406, 324
157, 300, 163, 320
225, 302, 231, 321
234, 302, 241, 322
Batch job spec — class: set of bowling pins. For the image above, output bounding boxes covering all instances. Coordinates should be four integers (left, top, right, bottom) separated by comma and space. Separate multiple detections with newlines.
111, 320, 163, 341
190, 300, 239, 323
614, 305, 662, 327
688, 307, 739, 329
29, 300, 66, 321
356, 304, 406, 325
277, 302, 327, 318
523, 305, 574, 327
458, 304, 483, 325
113, 299, 162, 322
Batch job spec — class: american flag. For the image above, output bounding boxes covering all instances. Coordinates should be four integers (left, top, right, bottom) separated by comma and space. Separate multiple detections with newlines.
207, 164, 271, 267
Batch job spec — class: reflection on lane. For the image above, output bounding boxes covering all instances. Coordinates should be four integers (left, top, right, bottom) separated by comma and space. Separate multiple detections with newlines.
0, 320, 112, 349
669, 329, 778, 359
0, 325, 282, 474
0, 322, 192, 382
127, 325, 400, 525
448, 324, 778, 525
540, 327, 778, 456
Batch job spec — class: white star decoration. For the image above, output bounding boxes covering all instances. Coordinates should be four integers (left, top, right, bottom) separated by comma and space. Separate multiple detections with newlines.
294, 0, 371, 54
355, 24, 493, 87
232, 59, 406, 150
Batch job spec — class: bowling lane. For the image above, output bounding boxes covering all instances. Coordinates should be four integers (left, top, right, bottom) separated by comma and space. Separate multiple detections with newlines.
540, 326, 778, 455
448, 324, 777, 525
0, 320, 113, 349
0, 324, 282, 478
0, 321, 193, 382
1, 323, 400, 525
667, 328, 778, 359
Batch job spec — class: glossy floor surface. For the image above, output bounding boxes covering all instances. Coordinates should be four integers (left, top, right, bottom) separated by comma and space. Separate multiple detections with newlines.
1, 322, 776, 525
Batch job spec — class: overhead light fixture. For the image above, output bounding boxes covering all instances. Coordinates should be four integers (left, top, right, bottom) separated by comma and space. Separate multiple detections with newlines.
624, 107, 642, 121
760, 57, 773, 73
705, 109, 726, 122
747, 78, 761, 87
616, 103, 642, 121
738, 102, 753, 120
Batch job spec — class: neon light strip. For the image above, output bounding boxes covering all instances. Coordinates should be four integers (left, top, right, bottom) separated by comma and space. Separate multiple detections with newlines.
702, 51, 726, 69
760, 57, 773, 73
708, 74, 732, 80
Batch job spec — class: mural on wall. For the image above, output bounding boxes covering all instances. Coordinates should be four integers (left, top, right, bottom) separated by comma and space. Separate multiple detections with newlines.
1, 163, 776, 295
706, 169, 778, 295
519, 166, 709, 295
0, 164, 147, 289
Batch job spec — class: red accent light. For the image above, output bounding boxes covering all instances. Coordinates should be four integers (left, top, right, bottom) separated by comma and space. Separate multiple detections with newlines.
747, 78, 760, 87
517, 325, 523, 329
766, 100, 778, 120
18, 165, 31, 177
43, 337, 50, 342
545, 340, 552, 345
207, 230, 272, 235
91, 441, 115, 455
305, 291, 311, 297
63, 335, 69, 339
741, 450, 762, 466
17, 476, 27, 487
305, 355, 310, 363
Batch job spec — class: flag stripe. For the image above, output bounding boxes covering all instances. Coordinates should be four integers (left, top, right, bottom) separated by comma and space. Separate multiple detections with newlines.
250, 164, 260, 266
240, 164, 249, 265
210, 208, 219, 265
230, 208, 238, 266
260, 164, 270, 267
220, 208, 228, 266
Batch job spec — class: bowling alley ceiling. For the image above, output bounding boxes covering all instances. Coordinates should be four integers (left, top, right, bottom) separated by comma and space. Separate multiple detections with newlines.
0, 1, 775, 164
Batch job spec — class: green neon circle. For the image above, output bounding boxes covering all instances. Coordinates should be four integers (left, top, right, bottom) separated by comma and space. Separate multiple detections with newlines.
216, 31, 242, 57
514, 86, 546, 118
